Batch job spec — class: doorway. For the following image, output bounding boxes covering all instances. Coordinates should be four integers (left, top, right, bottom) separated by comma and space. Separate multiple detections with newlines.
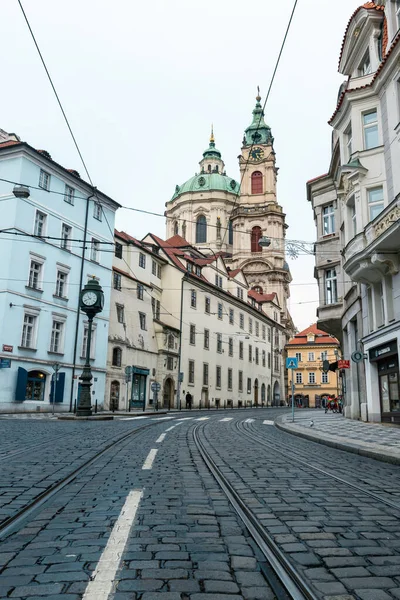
261, 383, 266, 406
378, 356, 400, 422
110, 380, 120, 411
131, 373, 147, 409
26, 371, 47, 401
254, 379, 259, 406
163, 378, 174, 409
273, 381, 281, 406
201, 388, 209, 408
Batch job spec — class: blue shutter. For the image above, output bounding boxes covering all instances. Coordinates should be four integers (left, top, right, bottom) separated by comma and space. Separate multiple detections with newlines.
55, 372, 65, 403
50, 377, 54, 402
15, 367, 28, 401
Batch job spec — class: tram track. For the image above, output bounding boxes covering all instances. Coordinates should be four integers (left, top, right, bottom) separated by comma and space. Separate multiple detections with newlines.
193, 422, 320, 600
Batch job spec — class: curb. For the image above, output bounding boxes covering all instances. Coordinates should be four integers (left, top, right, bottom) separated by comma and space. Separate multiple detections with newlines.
275, 417, 400, 466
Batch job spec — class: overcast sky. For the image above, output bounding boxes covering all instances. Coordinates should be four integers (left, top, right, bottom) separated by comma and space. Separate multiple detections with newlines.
1, 0, 363, 332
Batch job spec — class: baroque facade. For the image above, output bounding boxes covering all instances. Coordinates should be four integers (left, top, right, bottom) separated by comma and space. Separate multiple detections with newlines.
308, 1, 400, 423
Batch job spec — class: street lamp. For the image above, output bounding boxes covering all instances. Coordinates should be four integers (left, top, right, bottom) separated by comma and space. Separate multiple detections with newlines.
77, 278, 104, 417
13, 185, 30, 199
258, 235, 314, 259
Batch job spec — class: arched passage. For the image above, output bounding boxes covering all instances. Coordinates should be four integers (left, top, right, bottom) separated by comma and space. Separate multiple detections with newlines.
110, 380, 120, 411
267, 384, 271, 406
261, 383, 266, 406
254, 378, 259, 407
163, 378, 174, 409
273, 381, 281, 406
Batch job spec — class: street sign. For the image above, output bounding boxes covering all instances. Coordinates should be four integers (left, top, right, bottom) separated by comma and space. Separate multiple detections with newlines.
2, 345, 13, 352
151, 382, 161, 392
338, 359, 350, 369
322, 359, 330, 373
52, 362, 61, 372
0, 358, 11, 369
351, 351, 364, 363
286, 357, 298, 369
125, 366, 133, 376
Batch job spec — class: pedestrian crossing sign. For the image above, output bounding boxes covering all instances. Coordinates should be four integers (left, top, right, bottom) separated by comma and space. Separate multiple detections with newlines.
286, 357, 298, 369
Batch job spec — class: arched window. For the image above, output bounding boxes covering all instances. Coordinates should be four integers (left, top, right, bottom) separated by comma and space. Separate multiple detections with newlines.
228, 220, 233, 245
112, 347, 122, 367
173, 221, 179, 236
251, 171, 263, 194
110, 380, 120, 410
215, 165, 219, 172
196, 215, 207, 243
251, 226, 262, 253
253, 285, 263, 293
208, 164, 212, 172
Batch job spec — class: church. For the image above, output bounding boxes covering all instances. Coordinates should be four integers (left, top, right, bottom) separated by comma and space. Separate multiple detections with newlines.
165, 91, 294, 335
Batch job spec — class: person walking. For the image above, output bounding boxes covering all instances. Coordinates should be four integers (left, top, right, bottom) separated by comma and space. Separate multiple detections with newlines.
185, 391, 192, 410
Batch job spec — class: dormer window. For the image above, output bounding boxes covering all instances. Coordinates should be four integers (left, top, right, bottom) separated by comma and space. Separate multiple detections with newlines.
359, 50, 371, 76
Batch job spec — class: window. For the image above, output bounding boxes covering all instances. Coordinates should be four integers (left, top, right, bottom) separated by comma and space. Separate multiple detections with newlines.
248, 318, 253, 334
39, 169, 50, 190
218, 303, 223, 319
228, 220, 233, 245
139, 253, 146, 269
229, 337, 233, 357
168, 333, 175, 349
137, 284, 144, 300
205, 297, 210, 314
309, 372, 316, 384
322, 205, 335, 235
21, 314, 37, 348
82, 324, 96, 359
115, 243, 123, 259
308, 352, 315, 362
55, 270, 67, 298
274, 354, 279, 372
262, 325, 266, 340
196, 215, 207, 243
174, 221, 179, 236
274, 330, 279, 346
34, 211, 46, 237
157, 264, 161, 278
397, 0, 400, 30
151, 297, 160, 320
215, 274, 223, 288
239, 313, 244, 329
60, 223, 72, 250
238, 371, 243, 392
262, 350, 266, 367
167, 356, 174, 370
187, 262, 193, 274
216, 366, 221, 389
217, 333, 222, 353
28, 260, 42, 290
113, 272, 121, 290
255, 322, 259, 337
296, 372, 302, 384
139, 312, 146, 330
228, 368, 233, 390
91, 238, 99, 262
321, 351, 327, 361
368, 187, 384, 220
229, 308, 234, 324
93, 202, 102, 221
268, 352, 271, 369
248, 345, 253, 362
251, 171, 263, 194
64, 185, 75, 204
295, 353, 302, 362
203, 363, 209, 386
50, 320, 64, 353
116, 304, 124, 323
325, 268, 338, 304
239, 341, 244, 359
345, 124, 352, 161
204, 328, 210, 350
188, 360, 195, 384
359, 50, 371, 76
190, 324, 196, 345
247, 378, 251, 394
322, 372, 329, 384
251, 226, 262, 252
191, 290, 197, 308
255, 347, 259, 365
363, 110, 378, 149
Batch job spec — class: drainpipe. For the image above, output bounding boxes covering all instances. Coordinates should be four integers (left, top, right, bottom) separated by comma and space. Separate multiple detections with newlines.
69, 190, 95, 411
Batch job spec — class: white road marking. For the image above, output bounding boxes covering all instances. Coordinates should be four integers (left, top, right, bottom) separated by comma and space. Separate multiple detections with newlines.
165, 423, 182, 431
120, 416, 149, 420
82, 489, 143, 600
156, 433, 166, 443
263, 420, 275, 425
176, 417, 193, 421
142, 449, 158, 470
154, 416, 175, 420
244, 418, 255, 423
196, 417, 210, 421
220, 418, 233, 422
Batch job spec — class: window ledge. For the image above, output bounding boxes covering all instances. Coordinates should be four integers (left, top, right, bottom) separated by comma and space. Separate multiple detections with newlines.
18, 346, 37, 352
53, 295, 69, 302
47, 351, 64, 356
25, 286, 43, 293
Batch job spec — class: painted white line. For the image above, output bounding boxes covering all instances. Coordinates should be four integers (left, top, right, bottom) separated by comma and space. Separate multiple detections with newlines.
165, 423, 182, 431
82, 489, 143, 600
244, 418, 255, 423
220, 417, 233, 422
263, 420, 275, 425
154, 416, 175, 420
156, 433, 166, 443
196, 417, 210, 421
120, 416, 149, 420
142, 449, 158, 470
176, 417, 193, 421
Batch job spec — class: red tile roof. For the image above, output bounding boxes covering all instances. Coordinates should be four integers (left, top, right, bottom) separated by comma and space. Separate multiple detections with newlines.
248, 290, 279, 305
165, 234, 191, 248
0, 140, 20, 148
287, 323, 340, 346
227, 268, 242, 278
306, 173, 329, 185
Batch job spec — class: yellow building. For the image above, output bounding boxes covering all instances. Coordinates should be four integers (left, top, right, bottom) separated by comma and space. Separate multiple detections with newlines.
285, 324, 340, 408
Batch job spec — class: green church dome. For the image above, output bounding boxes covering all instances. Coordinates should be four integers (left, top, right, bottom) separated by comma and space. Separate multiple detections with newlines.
170, 172, 239, 202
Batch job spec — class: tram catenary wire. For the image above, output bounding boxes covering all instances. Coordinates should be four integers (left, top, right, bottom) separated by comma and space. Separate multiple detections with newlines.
193, 422, 319, 600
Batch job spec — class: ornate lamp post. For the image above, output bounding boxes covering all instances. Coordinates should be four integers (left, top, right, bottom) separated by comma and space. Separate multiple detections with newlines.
77, 278, 104, 417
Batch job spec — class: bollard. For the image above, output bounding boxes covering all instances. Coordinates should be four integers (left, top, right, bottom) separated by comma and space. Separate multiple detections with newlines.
95, 399, 98, 414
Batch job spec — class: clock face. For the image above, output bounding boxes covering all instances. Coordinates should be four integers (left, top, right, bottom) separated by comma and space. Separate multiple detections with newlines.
82, 291, 97, 306
250, 147, 264, 161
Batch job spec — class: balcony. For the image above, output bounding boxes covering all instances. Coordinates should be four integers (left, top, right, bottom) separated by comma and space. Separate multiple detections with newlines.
316, 302, 343, 343
343, 195, 400, 284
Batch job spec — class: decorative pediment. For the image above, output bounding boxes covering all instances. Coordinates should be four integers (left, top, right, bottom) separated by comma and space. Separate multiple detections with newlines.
193, 205, 211, 215
375, 205, 400, 239
241, 259, 273, 274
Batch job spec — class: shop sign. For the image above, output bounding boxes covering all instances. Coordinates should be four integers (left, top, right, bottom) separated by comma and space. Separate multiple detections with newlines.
2, 345, 13, 352
0, 358, 11, 368
338, 360, 350, 369
369, 340, 398, 362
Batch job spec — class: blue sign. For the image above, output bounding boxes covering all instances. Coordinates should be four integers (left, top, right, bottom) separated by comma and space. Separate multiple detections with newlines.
286, 357, 298, 369
0, 358, 11, 369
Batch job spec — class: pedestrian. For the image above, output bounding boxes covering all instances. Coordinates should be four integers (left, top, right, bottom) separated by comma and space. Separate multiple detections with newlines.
185, 391, 192, 409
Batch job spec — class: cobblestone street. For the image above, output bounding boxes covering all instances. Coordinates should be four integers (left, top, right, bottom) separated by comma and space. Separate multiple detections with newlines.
0, 409, 400, 599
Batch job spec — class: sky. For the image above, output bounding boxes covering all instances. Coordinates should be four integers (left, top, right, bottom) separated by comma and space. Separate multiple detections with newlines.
1, 0, 363, 332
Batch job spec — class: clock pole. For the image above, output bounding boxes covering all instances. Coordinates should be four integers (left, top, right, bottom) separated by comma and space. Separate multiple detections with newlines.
77, 278, 104, 417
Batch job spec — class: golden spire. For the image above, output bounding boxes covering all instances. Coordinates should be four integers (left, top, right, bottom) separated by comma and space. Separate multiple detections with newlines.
210, 124, 215, 144
256, 86, 261, 102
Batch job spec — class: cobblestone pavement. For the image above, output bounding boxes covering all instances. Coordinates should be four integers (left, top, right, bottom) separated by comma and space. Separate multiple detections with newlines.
0, 409, 399, 599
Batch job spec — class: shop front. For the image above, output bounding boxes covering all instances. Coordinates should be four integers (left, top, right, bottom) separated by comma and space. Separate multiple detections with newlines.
131, 367, 149, 410
369, 340, 400, 423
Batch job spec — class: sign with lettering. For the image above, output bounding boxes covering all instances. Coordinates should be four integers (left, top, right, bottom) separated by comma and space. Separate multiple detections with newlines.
369, 340, 398, 362
338, 360, 350, 369
2, 345, 13, 352
0, 358, 11, 368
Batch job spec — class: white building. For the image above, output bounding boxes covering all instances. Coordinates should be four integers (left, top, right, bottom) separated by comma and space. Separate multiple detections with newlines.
0, 131, 119, 412
308, 2, 400, 423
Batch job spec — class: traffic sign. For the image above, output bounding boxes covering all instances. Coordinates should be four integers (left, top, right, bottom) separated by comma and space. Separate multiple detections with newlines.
0, 358, 11, 369
286, 357, 298, 369
338, 359, 350, 369
151, 382, 161, 392
351, 351, 364, 363
125, 366, 133, 376
52, 362, 61, 372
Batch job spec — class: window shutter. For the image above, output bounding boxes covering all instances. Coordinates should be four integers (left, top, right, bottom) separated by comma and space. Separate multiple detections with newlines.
50, 372, 65, 403
15, 367, 28, 401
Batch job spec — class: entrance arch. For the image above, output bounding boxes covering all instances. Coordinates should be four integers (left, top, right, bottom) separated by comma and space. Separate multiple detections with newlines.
163, 378, 174, 409
110, 380, 120, 411
26, 370, 47, 401
267, 384, 271, 406
261, 383, 266, 406
254, 378, 259, 406
273, 381, 281, 406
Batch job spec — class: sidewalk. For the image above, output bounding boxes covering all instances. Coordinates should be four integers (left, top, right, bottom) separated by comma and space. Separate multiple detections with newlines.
276, 409, 400, 466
